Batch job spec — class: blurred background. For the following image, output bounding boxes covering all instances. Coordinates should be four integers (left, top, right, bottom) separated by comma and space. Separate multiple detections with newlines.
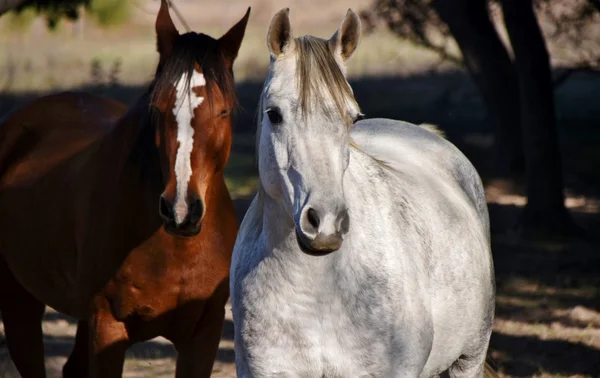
0, 0, 599, 376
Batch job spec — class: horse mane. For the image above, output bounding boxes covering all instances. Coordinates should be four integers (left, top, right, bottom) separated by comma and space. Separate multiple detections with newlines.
419, 123, 446, 138
294, 36, 360, 123
149, 32, 237, 119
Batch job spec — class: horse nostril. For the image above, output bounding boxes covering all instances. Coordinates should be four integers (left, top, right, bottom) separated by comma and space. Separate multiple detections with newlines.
187, 197, 204, 222
338, 208, 350, 234
307, 208, 320, 229
159, 196, 174, 222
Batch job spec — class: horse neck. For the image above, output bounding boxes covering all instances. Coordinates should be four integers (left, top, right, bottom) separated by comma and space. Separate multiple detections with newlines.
106, 93, 153, 171
96, 92, 163, 218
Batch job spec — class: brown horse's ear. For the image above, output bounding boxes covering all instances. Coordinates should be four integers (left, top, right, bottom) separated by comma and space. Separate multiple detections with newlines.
267, 8, 294, 59
219, 7, 251, 69
156, 0, 179, 60
328, 9, 361, 62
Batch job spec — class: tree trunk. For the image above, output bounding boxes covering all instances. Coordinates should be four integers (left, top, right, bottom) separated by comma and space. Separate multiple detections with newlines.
500, 0, 579, 238
434, 0, 524, 177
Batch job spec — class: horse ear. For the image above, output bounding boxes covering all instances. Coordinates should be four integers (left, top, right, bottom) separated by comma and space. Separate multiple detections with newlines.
267, 8, 294, 59
328, 9, 361, 62
156, 0, 179, 60
219, 7, 251, 69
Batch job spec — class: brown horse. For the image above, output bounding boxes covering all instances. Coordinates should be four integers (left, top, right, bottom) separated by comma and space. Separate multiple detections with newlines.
0, 1, 249, 377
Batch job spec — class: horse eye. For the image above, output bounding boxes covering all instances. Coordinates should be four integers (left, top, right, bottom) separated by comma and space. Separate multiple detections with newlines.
266, 108, 283, 125
219, 109, 229, 118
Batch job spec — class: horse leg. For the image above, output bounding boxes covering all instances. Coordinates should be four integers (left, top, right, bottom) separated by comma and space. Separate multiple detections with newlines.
62, 320, 89, 378
0, 258, 47, 378
174, 306, 225, 378
88, 297, 129, 378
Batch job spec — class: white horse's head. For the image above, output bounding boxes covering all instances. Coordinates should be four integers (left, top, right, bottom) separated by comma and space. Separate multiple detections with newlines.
257, 8, 362, 254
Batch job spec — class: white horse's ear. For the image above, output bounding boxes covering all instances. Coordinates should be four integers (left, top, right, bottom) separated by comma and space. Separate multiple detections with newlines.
267, 8, 294, 59
329, 9, 361, 62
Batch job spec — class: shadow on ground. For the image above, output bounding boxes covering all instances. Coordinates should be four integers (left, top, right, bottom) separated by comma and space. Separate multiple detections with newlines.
1, 309, 235, 362
491, 333, 600, 376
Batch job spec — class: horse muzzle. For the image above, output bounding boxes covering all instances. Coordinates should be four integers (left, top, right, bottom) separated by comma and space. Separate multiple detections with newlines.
159, 195, 203, 237
295, 204, 349, 255
296, 229, 345, 256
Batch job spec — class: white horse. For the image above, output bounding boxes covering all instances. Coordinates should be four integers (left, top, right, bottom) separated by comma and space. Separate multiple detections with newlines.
230, 8, 497, 378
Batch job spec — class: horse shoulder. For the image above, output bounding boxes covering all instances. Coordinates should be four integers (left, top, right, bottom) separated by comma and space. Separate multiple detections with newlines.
350, 118, 489, 238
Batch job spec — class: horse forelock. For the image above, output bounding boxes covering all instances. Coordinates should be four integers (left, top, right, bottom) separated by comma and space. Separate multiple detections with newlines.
149, 32, 237, 121
293, 36, 360, 123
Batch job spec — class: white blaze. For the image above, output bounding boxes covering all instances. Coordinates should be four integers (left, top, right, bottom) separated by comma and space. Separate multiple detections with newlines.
172, 70, 205, 224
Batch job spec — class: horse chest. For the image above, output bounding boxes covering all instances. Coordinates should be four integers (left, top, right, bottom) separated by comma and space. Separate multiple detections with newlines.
107, 241, 228, 325
237, 255, 401, 377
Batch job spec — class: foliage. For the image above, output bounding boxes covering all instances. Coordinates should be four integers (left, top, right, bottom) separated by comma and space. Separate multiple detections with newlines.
6, 0, 133, 30
88, 0, 131, 28
11, 0, 85, 29
536, 0, 600, 68
1, 6, 36, 32
369, 0, 457, 63
368, 0, 600, 70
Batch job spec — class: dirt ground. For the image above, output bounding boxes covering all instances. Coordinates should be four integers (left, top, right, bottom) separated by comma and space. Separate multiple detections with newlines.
0, 306, 236, 377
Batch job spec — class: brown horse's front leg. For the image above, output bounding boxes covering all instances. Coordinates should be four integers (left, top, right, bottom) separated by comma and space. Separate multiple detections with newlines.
63, 320, 89, 378
174, 306, 226, 378
88, 296, 129, 378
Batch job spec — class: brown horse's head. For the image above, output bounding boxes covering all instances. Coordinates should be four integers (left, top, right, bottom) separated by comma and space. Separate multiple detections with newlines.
150, 0, 249, 237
